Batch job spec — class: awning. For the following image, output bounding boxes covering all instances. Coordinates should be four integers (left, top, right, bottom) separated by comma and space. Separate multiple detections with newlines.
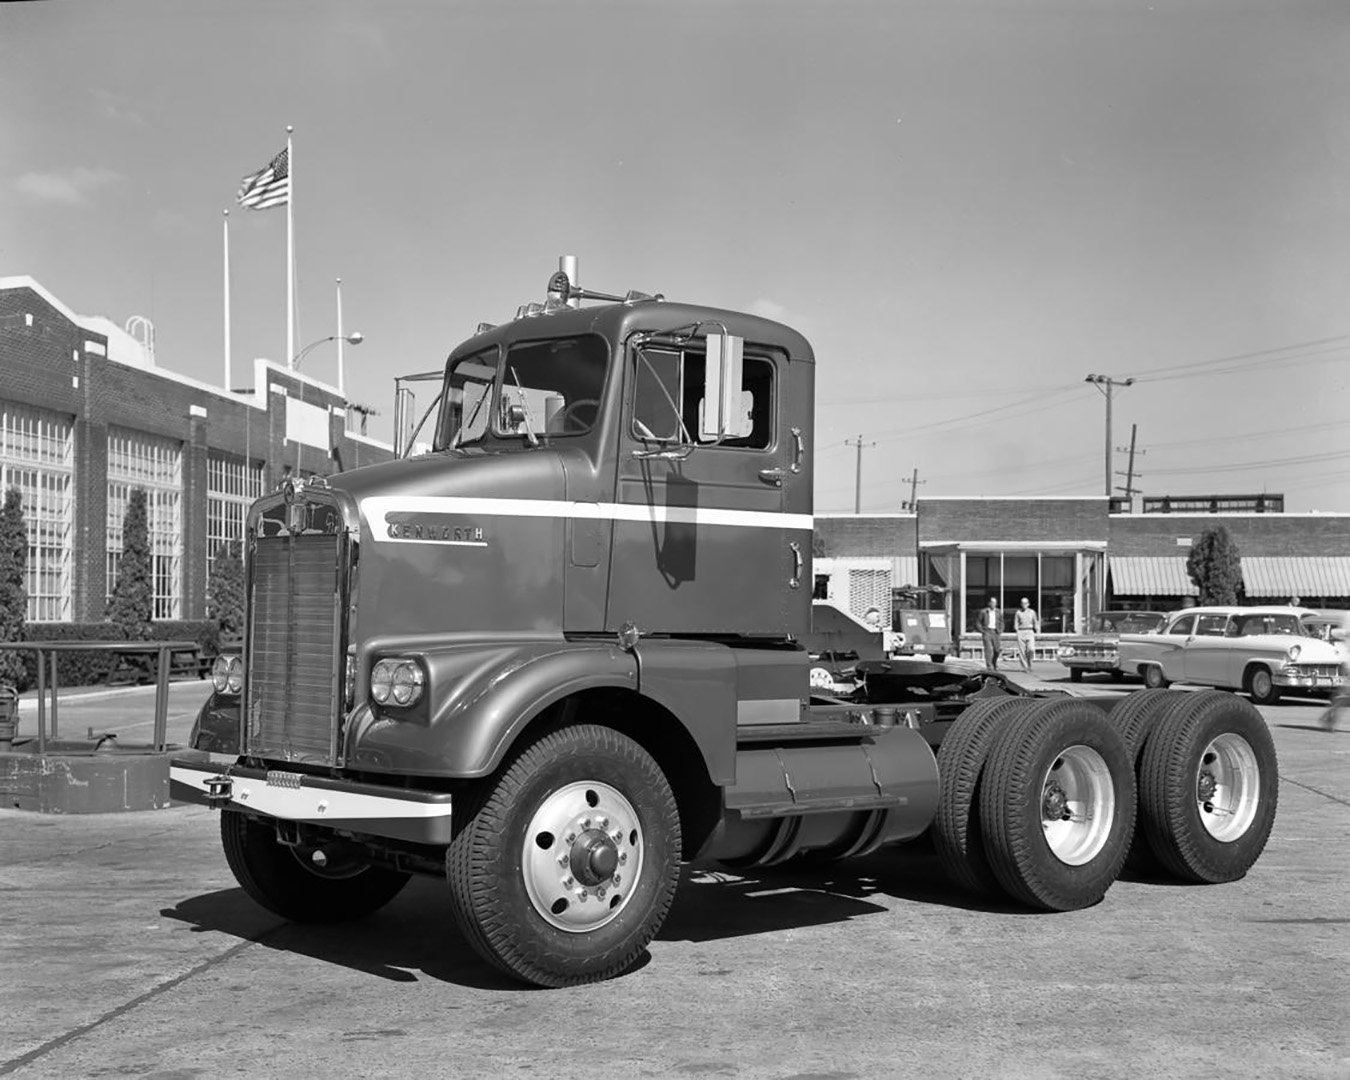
1241, 556, 1350, 598
1109, 556, 1198, 596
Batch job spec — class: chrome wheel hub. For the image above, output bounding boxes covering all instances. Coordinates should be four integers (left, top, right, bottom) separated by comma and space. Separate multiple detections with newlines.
1196, 735, 1260, 841
1040, 746, 1115, 866
522, 781, 644, 932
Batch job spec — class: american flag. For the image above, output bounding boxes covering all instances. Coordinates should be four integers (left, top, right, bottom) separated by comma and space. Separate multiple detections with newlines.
237, 146, 289, 210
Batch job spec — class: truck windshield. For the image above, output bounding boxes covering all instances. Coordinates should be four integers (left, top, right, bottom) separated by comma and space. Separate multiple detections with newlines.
438, 336, 609, 450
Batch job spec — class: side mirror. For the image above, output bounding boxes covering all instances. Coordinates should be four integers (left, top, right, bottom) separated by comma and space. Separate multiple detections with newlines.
700, 333, 748, 440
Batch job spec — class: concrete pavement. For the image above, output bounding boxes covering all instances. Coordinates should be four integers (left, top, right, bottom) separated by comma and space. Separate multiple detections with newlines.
1, 679, 1346, 1078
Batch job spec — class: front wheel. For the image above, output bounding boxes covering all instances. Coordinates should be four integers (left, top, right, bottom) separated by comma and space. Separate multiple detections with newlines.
220, 810, 410, 923
1069, 668, 1083, 683
1142, 664, 1170, 690
1246, 666, 1280, 706
446, 725, 681, 988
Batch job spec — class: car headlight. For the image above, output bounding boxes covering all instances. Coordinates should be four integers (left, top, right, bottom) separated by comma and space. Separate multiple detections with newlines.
1286, 643, 1302, 662
1058, 645, 1075, 657
211, 654, 244, 695
370, 658, 425, 707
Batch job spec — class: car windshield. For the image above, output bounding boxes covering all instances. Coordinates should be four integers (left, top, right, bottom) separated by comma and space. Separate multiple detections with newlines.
1088, 612, 1166, 634
437, 335, 609, 450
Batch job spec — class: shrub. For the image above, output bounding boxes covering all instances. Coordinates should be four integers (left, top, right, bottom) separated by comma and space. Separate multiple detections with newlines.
106, 487, 154, 640
1186, 524, 1243, 605
0, 487, 28, 689
206, 542, 245, 640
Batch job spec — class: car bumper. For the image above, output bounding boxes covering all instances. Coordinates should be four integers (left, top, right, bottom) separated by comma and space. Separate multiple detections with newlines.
169, 758, 455, 845
1274, 672, 1346, 690
1058, 659, 1120, 672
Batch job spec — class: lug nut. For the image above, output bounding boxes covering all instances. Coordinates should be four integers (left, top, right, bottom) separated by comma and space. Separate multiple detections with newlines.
618, 853, 627, 865
581, 818, 592, 830
612, 873, 621, 885
561, 875, 574, 888
596, 886, 607, 899
575, 888, 588, 901
610, 830, 624, 844
565, 832, 576, 844
597, 816, 609, 829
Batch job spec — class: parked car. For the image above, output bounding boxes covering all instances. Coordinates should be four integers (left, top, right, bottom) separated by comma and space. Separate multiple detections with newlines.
1117, 605, 1346, 704
1056, 610, 1167, 682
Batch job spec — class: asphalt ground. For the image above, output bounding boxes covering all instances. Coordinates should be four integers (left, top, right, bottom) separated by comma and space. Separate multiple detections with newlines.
1, 668, 1347, 1079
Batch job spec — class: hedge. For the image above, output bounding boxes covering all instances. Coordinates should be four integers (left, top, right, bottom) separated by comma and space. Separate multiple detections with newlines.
3, 620, 222, 692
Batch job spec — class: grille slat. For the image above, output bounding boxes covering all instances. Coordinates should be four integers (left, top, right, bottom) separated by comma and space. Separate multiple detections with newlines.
246, 533, 344, 764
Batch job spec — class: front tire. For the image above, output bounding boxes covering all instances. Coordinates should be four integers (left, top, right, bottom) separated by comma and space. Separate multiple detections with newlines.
1142, 664, 1170, 690
1246, 666, 1281, 706
220, 809, 410, 923
1069, 668, 1083, 683
1138, 691, 1278, 883
978, 699, 1136, 911
446, 725, 681, 988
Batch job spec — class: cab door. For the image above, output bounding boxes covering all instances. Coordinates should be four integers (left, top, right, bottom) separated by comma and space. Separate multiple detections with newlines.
606, 336, 797, 636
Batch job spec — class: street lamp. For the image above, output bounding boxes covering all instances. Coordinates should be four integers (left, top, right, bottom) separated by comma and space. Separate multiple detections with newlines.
291, 332, 363, 371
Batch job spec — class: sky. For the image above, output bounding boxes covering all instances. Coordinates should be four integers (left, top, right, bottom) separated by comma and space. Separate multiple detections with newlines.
2, 0, 1348, 513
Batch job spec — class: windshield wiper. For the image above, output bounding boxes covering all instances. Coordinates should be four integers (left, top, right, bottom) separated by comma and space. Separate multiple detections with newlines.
450, 381, 493, 450
508, 365, 540, 447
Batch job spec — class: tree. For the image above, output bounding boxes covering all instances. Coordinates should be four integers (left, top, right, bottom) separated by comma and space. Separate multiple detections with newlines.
107, 487, 155, 640
206, 541, 245, 640
1186, 524, 1243, 605
0, 487, 28, 687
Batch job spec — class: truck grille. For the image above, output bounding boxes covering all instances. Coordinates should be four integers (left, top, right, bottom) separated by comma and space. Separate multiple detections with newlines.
245, 534, 345, 764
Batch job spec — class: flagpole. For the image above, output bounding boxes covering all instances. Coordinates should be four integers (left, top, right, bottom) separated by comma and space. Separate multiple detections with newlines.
286, 124, 295, 369
222, 208, 231, 391
336, 277, 346, 399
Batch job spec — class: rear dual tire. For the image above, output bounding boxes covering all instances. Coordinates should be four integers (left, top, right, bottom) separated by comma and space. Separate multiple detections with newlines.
936, 698, 1136, 911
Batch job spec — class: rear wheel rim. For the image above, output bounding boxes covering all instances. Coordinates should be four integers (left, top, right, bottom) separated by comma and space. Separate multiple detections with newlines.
521, 780, 645, 933
1196, 733, 1260, 841
1040, 745, 1115, 866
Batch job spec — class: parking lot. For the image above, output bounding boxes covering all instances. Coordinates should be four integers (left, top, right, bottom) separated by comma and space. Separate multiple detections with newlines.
1, 673, 1346, 1079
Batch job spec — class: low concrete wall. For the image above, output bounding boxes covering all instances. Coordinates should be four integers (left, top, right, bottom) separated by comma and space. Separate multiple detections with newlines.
0, 747, 206, 814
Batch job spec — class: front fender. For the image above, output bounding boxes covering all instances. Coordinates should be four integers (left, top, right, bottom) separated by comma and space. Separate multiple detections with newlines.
346, 639, 639, 778
190, 692, 241, 754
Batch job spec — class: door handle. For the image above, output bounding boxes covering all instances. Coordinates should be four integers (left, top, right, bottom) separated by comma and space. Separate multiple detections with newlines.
788, 541, 802, 589
758, 467, 785, 487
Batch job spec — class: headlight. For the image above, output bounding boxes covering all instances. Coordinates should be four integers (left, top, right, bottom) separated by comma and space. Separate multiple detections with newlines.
1058, 646, 1075, 657
1286, 643, 1302, 662
211, 654, 243, 695
371, 658, 425, 707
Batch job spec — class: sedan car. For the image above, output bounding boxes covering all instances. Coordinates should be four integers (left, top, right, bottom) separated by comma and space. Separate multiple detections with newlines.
1117, 605, 1346, 704
1056, 610, 1167, 682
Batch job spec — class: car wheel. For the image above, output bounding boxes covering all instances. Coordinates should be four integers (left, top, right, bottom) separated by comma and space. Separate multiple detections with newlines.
1142, 664, 1170, 690
1138, 690, 1278, 883
445, 725, 681, 988
932, 698, 1039, 897
1246, 665, 1280, 706
1069, 668, 1083, 683
220, 809, 410, 923
978, 698, 1136, 911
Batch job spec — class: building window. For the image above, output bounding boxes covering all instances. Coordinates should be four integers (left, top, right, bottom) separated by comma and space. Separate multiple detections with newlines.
107, 428, 182, 620
0, 402, 74, 622
963, 552, 1082, 634
207, 452, 263, 571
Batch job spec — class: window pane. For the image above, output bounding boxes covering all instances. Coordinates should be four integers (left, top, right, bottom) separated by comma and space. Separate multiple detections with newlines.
0, 401, 73, 622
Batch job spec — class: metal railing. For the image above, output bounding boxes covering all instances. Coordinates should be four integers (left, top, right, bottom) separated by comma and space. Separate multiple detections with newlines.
0, 640, 199, 754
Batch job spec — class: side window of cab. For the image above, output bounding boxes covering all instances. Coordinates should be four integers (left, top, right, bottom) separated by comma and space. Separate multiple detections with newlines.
631, 344, 775, 450
1168, 613, 1196, 636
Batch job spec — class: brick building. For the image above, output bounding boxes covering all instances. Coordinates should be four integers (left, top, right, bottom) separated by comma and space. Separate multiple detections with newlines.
816, 497, 1349, 648
0, 277, 395, 626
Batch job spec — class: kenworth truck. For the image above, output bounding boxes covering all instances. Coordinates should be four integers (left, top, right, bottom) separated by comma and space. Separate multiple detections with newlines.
172, 261, 1278, 988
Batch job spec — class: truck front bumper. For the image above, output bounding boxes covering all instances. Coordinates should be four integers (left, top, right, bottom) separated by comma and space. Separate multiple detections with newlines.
170, 758, 455, 845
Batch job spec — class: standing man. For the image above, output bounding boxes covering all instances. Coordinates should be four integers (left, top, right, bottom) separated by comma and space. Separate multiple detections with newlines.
980, 596, 1002, 670
1015, 596, 1040, 673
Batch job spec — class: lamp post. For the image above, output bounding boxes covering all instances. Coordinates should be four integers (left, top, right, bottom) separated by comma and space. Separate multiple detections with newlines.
291, 332, 363, 372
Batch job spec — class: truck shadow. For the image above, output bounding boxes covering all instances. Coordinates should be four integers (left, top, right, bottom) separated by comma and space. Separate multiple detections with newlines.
664, 841, 1028, 945
160, 843, 1020, 990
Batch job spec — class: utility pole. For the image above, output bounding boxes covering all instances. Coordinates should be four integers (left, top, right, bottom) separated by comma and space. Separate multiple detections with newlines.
845, 434, 875, 514
1114, 422, 1144, 503
903, 467, 925, 511
1085, 373, 1134, 498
